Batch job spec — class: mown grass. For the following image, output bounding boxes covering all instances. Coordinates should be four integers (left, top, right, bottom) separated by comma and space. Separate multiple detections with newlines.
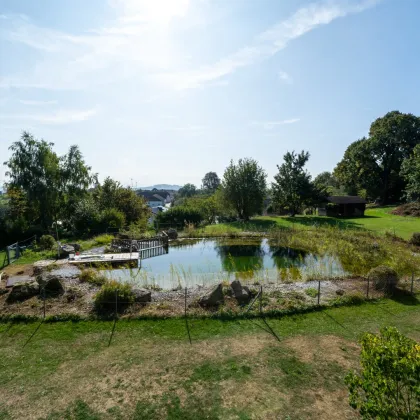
0, 296, 419, 419
190, 207, 419, 240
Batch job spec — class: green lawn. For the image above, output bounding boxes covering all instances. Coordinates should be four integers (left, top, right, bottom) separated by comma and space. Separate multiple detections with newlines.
0, 296, 419, 419
198, 207, 419, 240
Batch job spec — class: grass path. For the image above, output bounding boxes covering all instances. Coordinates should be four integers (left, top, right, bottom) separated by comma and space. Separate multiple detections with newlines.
0, 296, 419, 419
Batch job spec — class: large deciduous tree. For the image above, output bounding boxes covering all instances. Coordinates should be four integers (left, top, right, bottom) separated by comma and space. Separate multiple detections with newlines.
401, 144, 420, 202
4, 132, 94, 229
221, 158, 266, 220
202, 172, 220, 192
334, 111, 420, 203
272, 151, 320, 216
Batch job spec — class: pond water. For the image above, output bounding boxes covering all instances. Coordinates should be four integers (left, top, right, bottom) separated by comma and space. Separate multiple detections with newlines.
103, 238, 349, 289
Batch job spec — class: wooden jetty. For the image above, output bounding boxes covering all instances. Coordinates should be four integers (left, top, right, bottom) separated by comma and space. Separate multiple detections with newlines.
69, 236, 169, 267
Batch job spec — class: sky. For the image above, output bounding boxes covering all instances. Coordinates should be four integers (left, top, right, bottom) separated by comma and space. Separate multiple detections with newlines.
1, 0, 419, 188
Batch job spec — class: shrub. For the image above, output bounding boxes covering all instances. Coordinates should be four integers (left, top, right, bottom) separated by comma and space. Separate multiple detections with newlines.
368, 265, 399, 294
345, 327, 420, 419
79, 268, 107, 286
391, 202, 420, 217
100, 208, 125, 229
94, 234, 114, 246
157, 206, 203, 227
409, 232, 420, 246
39, 234, 56, 251
94, 280, 135, 313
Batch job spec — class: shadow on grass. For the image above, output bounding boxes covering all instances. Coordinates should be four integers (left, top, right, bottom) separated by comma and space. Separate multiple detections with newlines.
23, 320, 44, 348
390, 289, 420, 306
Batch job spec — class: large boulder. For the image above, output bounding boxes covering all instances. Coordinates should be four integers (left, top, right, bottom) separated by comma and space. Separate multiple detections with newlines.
368, 265, 399, 294
37, 274, 65, 296
6, 281, 40, 302
199, 284, 224, 307
132, 288, 152, 303
229, 280, 251, 304
59, 244, 75, 257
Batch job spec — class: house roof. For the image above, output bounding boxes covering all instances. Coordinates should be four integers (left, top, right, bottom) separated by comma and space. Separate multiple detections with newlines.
138, 190, 170, 200
327, 196, 367, 204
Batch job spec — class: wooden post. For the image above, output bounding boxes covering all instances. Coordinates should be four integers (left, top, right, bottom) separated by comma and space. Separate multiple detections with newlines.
411, 272, 414, 295
367, 276, 370, 299
317, 280, 321, 305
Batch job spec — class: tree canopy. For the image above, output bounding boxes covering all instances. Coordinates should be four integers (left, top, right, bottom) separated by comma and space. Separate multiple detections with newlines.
334, 111, 420, 203
221, 158, 267, 220
177, 183, 197, 198
202, 172, 221, 192
401, 144, 420, 202
272, 151, 320, 215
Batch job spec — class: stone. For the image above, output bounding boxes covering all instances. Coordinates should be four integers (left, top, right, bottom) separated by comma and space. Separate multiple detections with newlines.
132, 288, 152, 303
6, 281, 40, 302
230, 280, 251, 304
167, 229, 178, 240
37, 274, 65, 295
336, 289, 345, 296
198, 284, 224, 307
60, 244, 75, 257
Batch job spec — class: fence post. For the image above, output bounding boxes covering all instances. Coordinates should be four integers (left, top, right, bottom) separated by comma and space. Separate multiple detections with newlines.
43, 287, 46, 319
115, 289, 118, 320
367, 276, 370, 299
184, 287, 192, 344
317, 280, 321, 305
259, 285, 263, 315
411, 272, 414, 295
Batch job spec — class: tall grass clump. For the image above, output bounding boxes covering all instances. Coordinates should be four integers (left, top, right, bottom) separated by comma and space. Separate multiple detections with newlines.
94, 280, 135, 313
79, 268, 107, 286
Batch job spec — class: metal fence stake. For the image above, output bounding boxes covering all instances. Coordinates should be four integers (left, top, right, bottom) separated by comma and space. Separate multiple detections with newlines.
43, 287, 46, 319
411, 272, 414, 295
259, 285, 263, 315
317, 280, 321, 305
115, 289, 118, 319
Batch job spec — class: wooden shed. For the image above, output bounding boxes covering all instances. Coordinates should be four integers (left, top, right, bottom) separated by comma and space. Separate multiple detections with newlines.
325, 196, 367, 217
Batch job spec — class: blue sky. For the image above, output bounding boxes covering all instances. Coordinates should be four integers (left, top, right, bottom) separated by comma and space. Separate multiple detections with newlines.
1, 0, 419, 188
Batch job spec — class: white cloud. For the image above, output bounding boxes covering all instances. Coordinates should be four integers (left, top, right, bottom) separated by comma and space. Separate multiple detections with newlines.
0, 0, 380, 92
19, 99, 58, 105
0, 108, 98, 124
251, 119, 300, 130
156, 0, 381, 90
278, 70, 293, 84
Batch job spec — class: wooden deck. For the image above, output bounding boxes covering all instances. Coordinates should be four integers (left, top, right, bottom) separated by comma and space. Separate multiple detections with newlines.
69, 252, 139, 266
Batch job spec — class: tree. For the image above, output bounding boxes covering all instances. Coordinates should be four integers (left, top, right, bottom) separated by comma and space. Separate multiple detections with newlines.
334, 111, 420, 204
401, 144, 420, 202
202, 172, 220, 192
334, 138, 382, 200
345, 327, 420, 419
221, 158, 267, 220
4, 132, 94, 229
313, 171, 344, 195
177, 183, 197, 198
272, 151, 320, 216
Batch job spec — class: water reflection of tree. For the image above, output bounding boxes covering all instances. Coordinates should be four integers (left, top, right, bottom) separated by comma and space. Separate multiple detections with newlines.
269, 245, 307, 270
215, 240, 264, 275
169, 238, 203, 250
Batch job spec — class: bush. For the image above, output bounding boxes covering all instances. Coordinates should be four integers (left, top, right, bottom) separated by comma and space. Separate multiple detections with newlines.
100, 208, 125, 229
39, 234, 56, 251
409, 232, 420, 246
157, 206, 203, 227
305, 287, 318, 298
345, 327, 420, 419
94, 280, 135, 313
391, 202, 420, 217
94, 234, 114, 246
79, 268, 107, 286
368, 265, 399, 294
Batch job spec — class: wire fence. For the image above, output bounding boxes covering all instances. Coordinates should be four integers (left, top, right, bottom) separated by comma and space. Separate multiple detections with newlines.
5, 274, 420, 324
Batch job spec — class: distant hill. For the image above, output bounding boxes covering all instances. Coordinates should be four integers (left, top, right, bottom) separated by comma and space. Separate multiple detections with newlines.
139, 184, 181, 191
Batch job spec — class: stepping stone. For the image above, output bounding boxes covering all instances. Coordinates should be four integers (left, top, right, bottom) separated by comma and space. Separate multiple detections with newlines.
6, 275, 33, 288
